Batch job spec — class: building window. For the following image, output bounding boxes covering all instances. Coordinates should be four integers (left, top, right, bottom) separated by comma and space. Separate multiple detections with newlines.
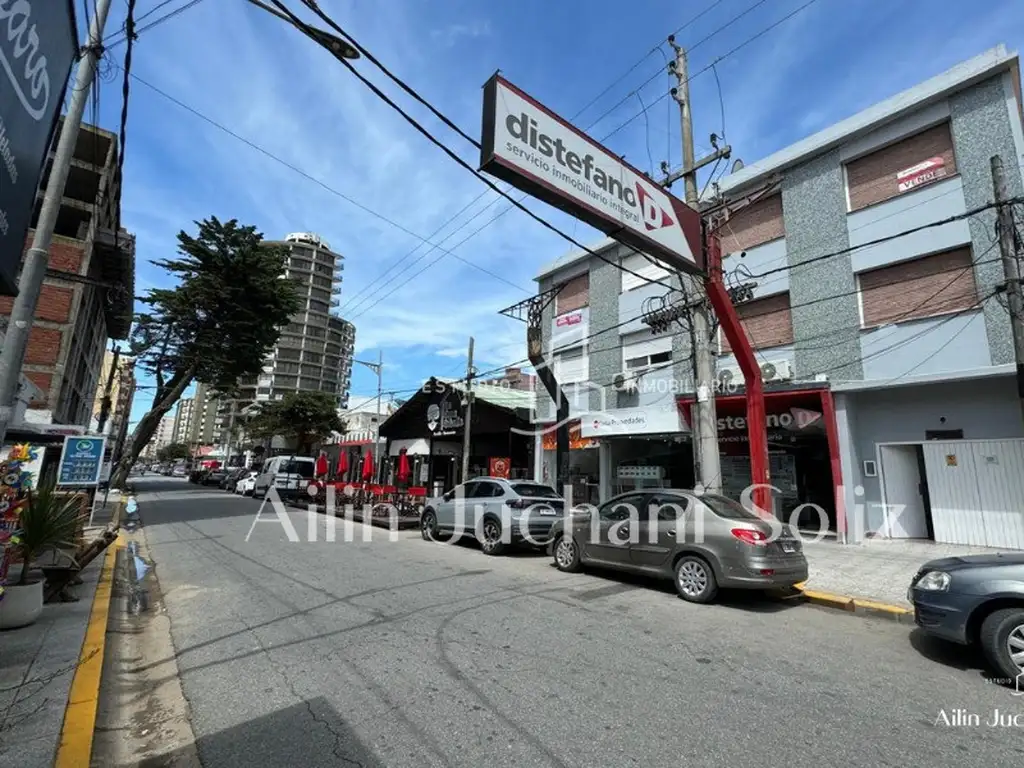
621, 332, 673, 370
719, 292, 793, 353
718, 194, 784, 255
553, 346, 587, 383
309, 299, 330, 315
845, 122, 957, 211
555, 273, 589, 314
620, 252, 670, 292
857, 248, 977, 328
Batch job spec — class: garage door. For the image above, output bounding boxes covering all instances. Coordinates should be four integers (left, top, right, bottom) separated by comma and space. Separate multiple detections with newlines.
922, 440, 1024, 550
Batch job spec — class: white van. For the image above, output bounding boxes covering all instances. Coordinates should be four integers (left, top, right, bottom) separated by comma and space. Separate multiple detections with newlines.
253, 455, 317, 500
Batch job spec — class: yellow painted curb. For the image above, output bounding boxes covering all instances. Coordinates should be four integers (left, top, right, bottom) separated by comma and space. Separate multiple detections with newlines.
796, 587, 912, 618
800, 588, 856, 611
850, 597, 913, 616
54, 533, 124, 768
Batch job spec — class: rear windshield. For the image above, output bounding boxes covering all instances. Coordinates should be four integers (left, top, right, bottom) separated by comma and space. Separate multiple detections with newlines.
510, 483, 560, 498
282, 461, 316, 478
698, 494, 762, 520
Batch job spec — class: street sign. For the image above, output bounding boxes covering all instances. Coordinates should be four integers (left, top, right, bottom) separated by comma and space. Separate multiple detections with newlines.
0, 1, 80, 295
57, 435, 106, 486
479, 74, 703, 274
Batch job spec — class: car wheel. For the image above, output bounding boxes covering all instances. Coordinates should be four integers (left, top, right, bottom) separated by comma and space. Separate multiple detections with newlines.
674, 555, 718, 604
421, 509, 441, 541
553, 534, 581, 572
979, 607, 1024, 683
478, 516, 506, 556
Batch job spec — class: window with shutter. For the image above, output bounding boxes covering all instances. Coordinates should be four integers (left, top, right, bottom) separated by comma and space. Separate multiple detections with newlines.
553, 347, 588, 383
858, 248, 977, 328
621, 333, 673, 369
556, 273, 589, 314
845, 122, 956, 211
719, 195, 785, 254
719, 293, 793, 353
620, 252, 670, 292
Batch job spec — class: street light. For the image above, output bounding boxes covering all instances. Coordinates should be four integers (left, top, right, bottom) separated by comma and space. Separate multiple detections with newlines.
246, 0, 360, 60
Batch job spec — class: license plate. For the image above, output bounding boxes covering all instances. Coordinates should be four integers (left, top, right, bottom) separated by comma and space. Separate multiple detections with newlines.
781, 542, 796, 553
538, 508, 557, 516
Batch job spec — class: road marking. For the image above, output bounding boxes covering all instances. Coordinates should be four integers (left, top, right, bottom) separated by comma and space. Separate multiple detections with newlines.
54, 533, 124, 768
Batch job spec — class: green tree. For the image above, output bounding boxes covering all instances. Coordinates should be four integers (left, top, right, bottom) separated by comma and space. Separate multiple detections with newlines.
110, 217, 301, 487
156, 442, 190, 462
247, 391, 345, 454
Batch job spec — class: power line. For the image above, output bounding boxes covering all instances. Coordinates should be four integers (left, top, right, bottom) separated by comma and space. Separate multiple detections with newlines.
106, 0, 206, 49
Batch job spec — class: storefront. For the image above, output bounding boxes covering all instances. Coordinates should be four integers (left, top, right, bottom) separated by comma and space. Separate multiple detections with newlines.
579, 404, 691, 501
536, 420, 600, 504
379, 378, 535, 496
677, 385, 843, 533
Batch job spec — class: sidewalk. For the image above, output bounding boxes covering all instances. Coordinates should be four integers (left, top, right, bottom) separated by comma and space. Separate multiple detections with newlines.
0, 559, 105, 768
799, 537, 1008, 608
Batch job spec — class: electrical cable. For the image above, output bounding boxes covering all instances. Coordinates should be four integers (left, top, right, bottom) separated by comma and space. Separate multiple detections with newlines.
267, 1, 683, 295
637, 91, 656, 178
113, 0, 137, 248
106, 0, 206, 49
600, 0, 819, 142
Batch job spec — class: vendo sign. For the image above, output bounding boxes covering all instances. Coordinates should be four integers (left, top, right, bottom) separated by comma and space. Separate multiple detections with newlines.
480, 74, 703, 274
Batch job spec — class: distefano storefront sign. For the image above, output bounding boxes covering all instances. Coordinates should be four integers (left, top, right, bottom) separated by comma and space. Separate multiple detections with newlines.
581, 406, 682, 438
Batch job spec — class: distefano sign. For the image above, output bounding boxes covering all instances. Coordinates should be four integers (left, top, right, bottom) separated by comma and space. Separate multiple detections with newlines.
479, 74, 702, 274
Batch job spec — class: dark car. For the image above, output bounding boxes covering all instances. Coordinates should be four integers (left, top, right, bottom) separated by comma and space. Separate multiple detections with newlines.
546, 490, 808, 604
908, 553, 1024, 684
204, 469, 228, 486
221, 468, 247, 491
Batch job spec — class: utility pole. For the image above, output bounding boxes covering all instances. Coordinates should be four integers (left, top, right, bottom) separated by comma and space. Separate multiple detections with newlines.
992, 155, 1024, 418
668, 36, 728, 494
0, 0, 114, 448
374, 349, 383, 483
96, 344, 122, 434
222, 400, 237, 468
461, 337, 475, 483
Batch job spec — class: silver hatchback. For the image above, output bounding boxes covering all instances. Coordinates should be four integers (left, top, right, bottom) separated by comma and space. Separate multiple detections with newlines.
546, 489, 808, 603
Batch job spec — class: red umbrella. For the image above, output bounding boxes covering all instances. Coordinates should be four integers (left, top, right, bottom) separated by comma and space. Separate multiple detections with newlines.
315, 453, 329, 478
337, 451, 349, 477
361, 451, 374, 481
397, 450, 411, 483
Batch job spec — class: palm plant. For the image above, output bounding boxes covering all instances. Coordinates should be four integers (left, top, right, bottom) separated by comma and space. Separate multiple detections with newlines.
14, 484, 83, 585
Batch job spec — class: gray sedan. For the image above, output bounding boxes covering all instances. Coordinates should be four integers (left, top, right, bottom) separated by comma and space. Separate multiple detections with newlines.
909, 553, 1024, 685
547, 489, 808, 604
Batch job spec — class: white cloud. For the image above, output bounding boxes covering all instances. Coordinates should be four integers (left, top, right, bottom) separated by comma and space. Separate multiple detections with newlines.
430, 21, 491, 48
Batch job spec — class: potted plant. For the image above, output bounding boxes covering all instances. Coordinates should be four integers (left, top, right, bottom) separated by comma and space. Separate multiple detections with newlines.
0, 484, 82, 630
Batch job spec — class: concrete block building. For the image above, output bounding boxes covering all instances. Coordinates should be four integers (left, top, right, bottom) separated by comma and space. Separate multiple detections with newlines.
531, 45, 1024, 548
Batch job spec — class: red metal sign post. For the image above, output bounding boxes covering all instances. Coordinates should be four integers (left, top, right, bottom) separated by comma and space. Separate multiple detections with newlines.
702, 233, 771, 515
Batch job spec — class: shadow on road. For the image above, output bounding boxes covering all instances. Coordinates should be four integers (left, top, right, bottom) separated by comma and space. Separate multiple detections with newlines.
907, 627, 997, 681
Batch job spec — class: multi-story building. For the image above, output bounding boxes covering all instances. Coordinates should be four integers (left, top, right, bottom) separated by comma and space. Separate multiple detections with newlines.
531, 45, 1024, 549
481, 366, 536, 392
236, 233, 355, 408
0, 120, 134, 428
172, 383, 218, 449
142, 415, 176, 459
90, 349, 135, 433
172, 396, 196, 447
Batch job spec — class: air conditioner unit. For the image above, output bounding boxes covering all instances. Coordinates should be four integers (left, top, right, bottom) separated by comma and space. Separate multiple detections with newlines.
716, 365, 741, 390
760, 359, 792, 382
612, 371, 639, 393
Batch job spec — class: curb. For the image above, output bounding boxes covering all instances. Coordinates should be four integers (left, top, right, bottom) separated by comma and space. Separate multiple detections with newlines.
54, 532, 124, 768
793, 583, 914, 623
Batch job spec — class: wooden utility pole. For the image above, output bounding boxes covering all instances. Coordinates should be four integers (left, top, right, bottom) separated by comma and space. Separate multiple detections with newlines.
992, 155, 1024, 417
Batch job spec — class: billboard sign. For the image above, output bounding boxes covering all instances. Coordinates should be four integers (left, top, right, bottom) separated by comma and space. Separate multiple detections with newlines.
0, 1, 79, 295
480, 74, 703, 274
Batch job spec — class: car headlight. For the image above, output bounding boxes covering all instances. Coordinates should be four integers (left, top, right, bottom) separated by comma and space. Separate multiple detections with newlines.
915, 571, 951, 591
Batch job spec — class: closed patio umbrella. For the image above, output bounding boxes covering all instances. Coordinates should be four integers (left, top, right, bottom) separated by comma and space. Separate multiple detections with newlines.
397, 449, 411, 484
362, 450, 374, 482
337, 451, 349, 479
315, 452, 329, 478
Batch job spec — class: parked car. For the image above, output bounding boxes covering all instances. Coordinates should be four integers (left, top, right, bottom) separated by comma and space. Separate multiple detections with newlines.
420, 478, 564, 555
545, 490, 808, 604
908, 553, 1024, 684
234, 471, 258, 496
221, 468, 247, 491
253, 456, 317, 500
171, 464, 186, 478
204, 468, 228, 486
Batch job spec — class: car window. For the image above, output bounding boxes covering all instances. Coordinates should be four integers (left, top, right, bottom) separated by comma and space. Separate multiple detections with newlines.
283, 460, 316, 478
471, 481, 503, 498
600, 494, 646, 521
697, 494, 762, 520
650, 493, 688, 521
454, 482, 478, 500
510, 483, 560, 498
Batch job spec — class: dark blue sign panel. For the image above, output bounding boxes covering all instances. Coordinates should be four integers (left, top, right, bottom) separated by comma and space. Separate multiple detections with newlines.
0, 1, 79, 295
58, 435, 105, 486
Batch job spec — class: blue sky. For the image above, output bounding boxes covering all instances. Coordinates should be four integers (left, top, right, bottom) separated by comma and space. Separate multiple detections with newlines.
75, 0, 1023, 430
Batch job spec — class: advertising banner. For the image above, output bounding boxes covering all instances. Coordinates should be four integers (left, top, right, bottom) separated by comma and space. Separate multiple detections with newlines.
480, 74, 702, 275
0, 1, 79, 295
0, 443, 46, 594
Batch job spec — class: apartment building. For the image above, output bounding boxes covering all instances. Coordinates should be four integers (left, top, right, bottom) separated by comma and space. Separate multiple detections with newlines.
172, 383, 218, 449
532, 45, 1024, 549
236, 233, 355, 409
0, 120, 134, 428
141, 415, 176, 459
90, 349, 135, 433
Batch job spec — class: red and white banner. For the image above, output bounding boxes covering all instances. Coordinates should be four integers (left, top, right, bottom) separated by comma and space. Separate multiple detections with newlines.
897, 157, 946, 193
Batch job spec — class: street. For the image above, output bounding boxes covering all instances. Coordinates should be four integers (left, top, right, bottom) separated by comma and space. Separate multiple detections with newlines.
94, 477, 1024, 767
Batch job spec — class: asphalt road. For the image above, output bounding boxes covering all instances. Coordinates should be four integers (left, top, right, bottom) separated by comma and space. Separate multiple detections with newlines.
99, 476, 1024, 767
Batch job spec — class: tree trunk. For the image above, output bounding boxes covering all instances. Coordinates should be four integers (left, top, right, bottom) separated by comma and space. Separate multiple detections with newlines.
109, 368, 195, 488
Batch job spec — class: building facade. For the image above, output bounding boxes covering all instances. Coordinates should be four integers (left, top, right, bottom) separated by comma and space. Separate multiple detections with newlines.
236, 233, 355, 408
142, 415, 176, 459
0, 120, 134, 428
481, 366, 536, 392
90, 350, 135, 433
172, 383, 218, 450
532, 45, 1024, 548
